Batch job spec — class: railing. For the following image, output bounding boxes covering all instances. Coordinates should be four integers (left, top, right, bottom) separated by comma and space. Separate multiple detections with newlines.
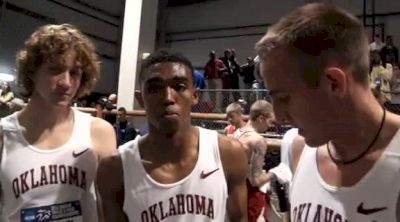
76, 105, 283, 149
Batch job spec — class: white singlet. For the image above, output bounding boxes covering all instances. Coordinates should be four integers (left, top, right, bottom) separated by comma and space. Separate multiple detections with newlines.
0, 109, 98, 222
120, 127, 228, 222
290, 130, 400, 221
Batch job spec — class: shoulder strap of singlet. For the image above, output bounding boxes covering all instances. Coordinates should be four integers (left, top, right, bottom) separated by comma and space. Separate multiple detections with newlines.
235, 129, 255, 140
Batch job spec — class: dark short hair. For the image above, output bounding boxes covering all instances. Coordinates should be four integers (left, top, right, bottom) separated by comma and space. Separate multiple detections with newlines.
138, 49, 194, 85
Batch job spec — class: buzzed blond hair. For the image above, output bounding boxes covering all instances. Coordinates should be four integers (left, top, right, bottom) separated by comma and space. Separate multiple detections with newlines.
255, 3, 370, 87
249, 100, 274, 121
226, 102, 243, 114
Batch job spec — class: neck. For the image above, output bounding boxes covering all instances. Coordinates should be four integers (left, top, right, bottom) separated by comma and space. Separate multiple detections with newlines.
21, 97, 72, 128
143, 126, 198, 161
330, 88, 385, 160
148, 125, 196, 146
242, 121, 259, 133
235, 120, 247, 129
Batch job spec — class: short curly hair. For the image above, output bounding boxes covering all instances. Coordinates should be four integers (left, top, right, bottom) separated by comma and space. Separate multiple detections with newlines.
16, 23, 100, 98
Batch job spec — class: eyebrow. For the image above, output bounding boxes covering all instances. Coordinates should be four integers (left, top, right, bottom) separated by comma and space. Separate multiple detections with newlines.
145, 76, 190, 84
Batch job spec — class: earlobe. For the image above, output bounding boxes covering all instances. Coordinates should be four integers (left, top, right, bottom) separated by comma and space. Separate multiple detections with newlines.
192, 88, 199, 105
134, 90, 144, 108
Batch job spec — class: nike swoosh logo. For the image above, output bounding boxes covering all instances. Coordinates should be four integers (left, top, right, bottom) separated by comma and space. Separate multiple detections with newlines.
357, 202, 387, 215
72, 148, 90, 158
200, 168, 219, 179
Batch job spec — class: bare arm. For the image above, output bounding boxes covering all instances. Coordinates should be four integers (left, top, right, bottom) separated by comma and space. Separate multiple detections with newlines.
219, 135, 248, 222
245, 136, 274, 187
291, 135, 305, 175
90, 117, 118, 221
97, 154, 127, 222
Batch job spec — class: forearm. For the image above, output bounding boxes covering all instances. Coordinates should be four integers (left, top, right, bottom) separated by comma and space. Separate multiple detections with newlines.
250, 170, 275, 187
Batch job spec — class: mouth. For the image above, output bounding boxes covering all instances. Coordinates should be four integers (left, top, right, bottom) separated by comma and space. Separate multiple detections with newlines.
162, 111, 178, 116
56, 92, 71, 96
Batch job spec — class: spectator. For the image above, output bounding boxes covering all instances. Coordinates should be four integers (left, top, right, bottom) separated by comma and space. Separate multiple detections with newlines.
388, 64, 400, 113
204, 50, 226, 111
99, 93, 117, 125
220, 49, 234, 108
194, 69, 206, 90
229, 48, 242, 102
241, 57, 257, 105
370, 50, 393, 101
114, 107, 137, 146
369, 34, 385, 52
380, 35, 399, 66
0, 82, 14, 117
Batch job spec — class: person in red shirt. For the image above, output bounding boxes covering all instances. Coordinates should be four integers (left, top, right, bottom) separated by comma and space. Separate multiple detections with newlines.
204, 50, 227, 112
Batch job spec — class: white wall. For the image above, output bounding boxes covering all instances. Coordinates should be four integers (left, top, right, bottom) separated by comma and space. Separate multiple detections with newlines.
163, 0, 400, 67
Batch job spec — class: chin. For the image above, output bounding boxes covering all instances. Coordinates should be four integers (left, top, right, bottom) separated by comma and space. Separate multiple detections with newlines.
53, 100, 72, 108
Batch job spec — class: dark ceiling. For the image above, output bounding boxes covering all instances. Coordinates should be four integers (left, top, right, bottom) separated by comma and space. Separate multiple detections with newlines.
166, 0, 211, 7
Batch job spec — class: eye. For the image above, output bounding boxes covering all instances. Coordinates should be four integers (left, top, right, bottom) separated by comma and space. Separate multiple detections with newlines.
174, 83, 187, 91
69, 68, 82, 77
146, 82, 164, 94
48, 65, 64, 74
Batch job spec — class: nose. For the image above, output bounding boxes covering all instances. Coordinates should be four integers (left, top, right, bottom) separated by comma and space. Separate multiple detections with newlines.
163, 86, 176, 105
57, 70, 72, 88
273, 105, 292, 126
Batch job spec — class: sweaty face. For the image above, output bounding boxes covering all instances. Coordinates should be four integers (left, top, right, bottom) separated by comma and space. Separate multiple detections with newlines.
260, 50, 331, 146
32, 51, 82, 107
141, 62, 198, 135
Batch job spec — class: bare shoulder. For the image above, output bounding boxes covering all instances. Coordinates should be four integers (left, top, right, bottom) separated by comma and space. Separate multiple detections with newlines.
291, 135, 306, 173
218, 134, 248, 177
246, 133, 267, 149
91, 117, 115, 134
218, 133, 246, 157
90, 117, 117, 159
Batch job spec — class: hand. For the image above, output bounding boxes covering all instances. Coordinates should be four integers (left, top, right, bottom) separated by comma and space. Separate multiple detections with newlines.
269, 163, 292, 184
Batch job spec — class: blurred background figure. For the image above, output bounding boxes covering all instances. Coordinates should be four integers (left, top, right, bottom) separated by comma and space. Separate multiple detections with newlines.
370, 50, 393, 102
0, 82, 14, 117
369, 34, 385, 52
114, 107, 137, 146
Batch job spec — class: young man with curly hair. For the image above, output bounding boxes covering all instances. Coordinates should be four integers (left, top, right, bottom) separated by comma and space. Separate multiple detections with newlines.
0, 24, 116, 222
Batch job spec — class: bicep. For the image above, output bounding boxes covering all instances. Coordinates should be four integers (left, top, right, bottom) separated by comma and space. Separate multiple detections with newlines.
220, 138, 248, 221
97, 156, 127, 222
226, 178, 247, 222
